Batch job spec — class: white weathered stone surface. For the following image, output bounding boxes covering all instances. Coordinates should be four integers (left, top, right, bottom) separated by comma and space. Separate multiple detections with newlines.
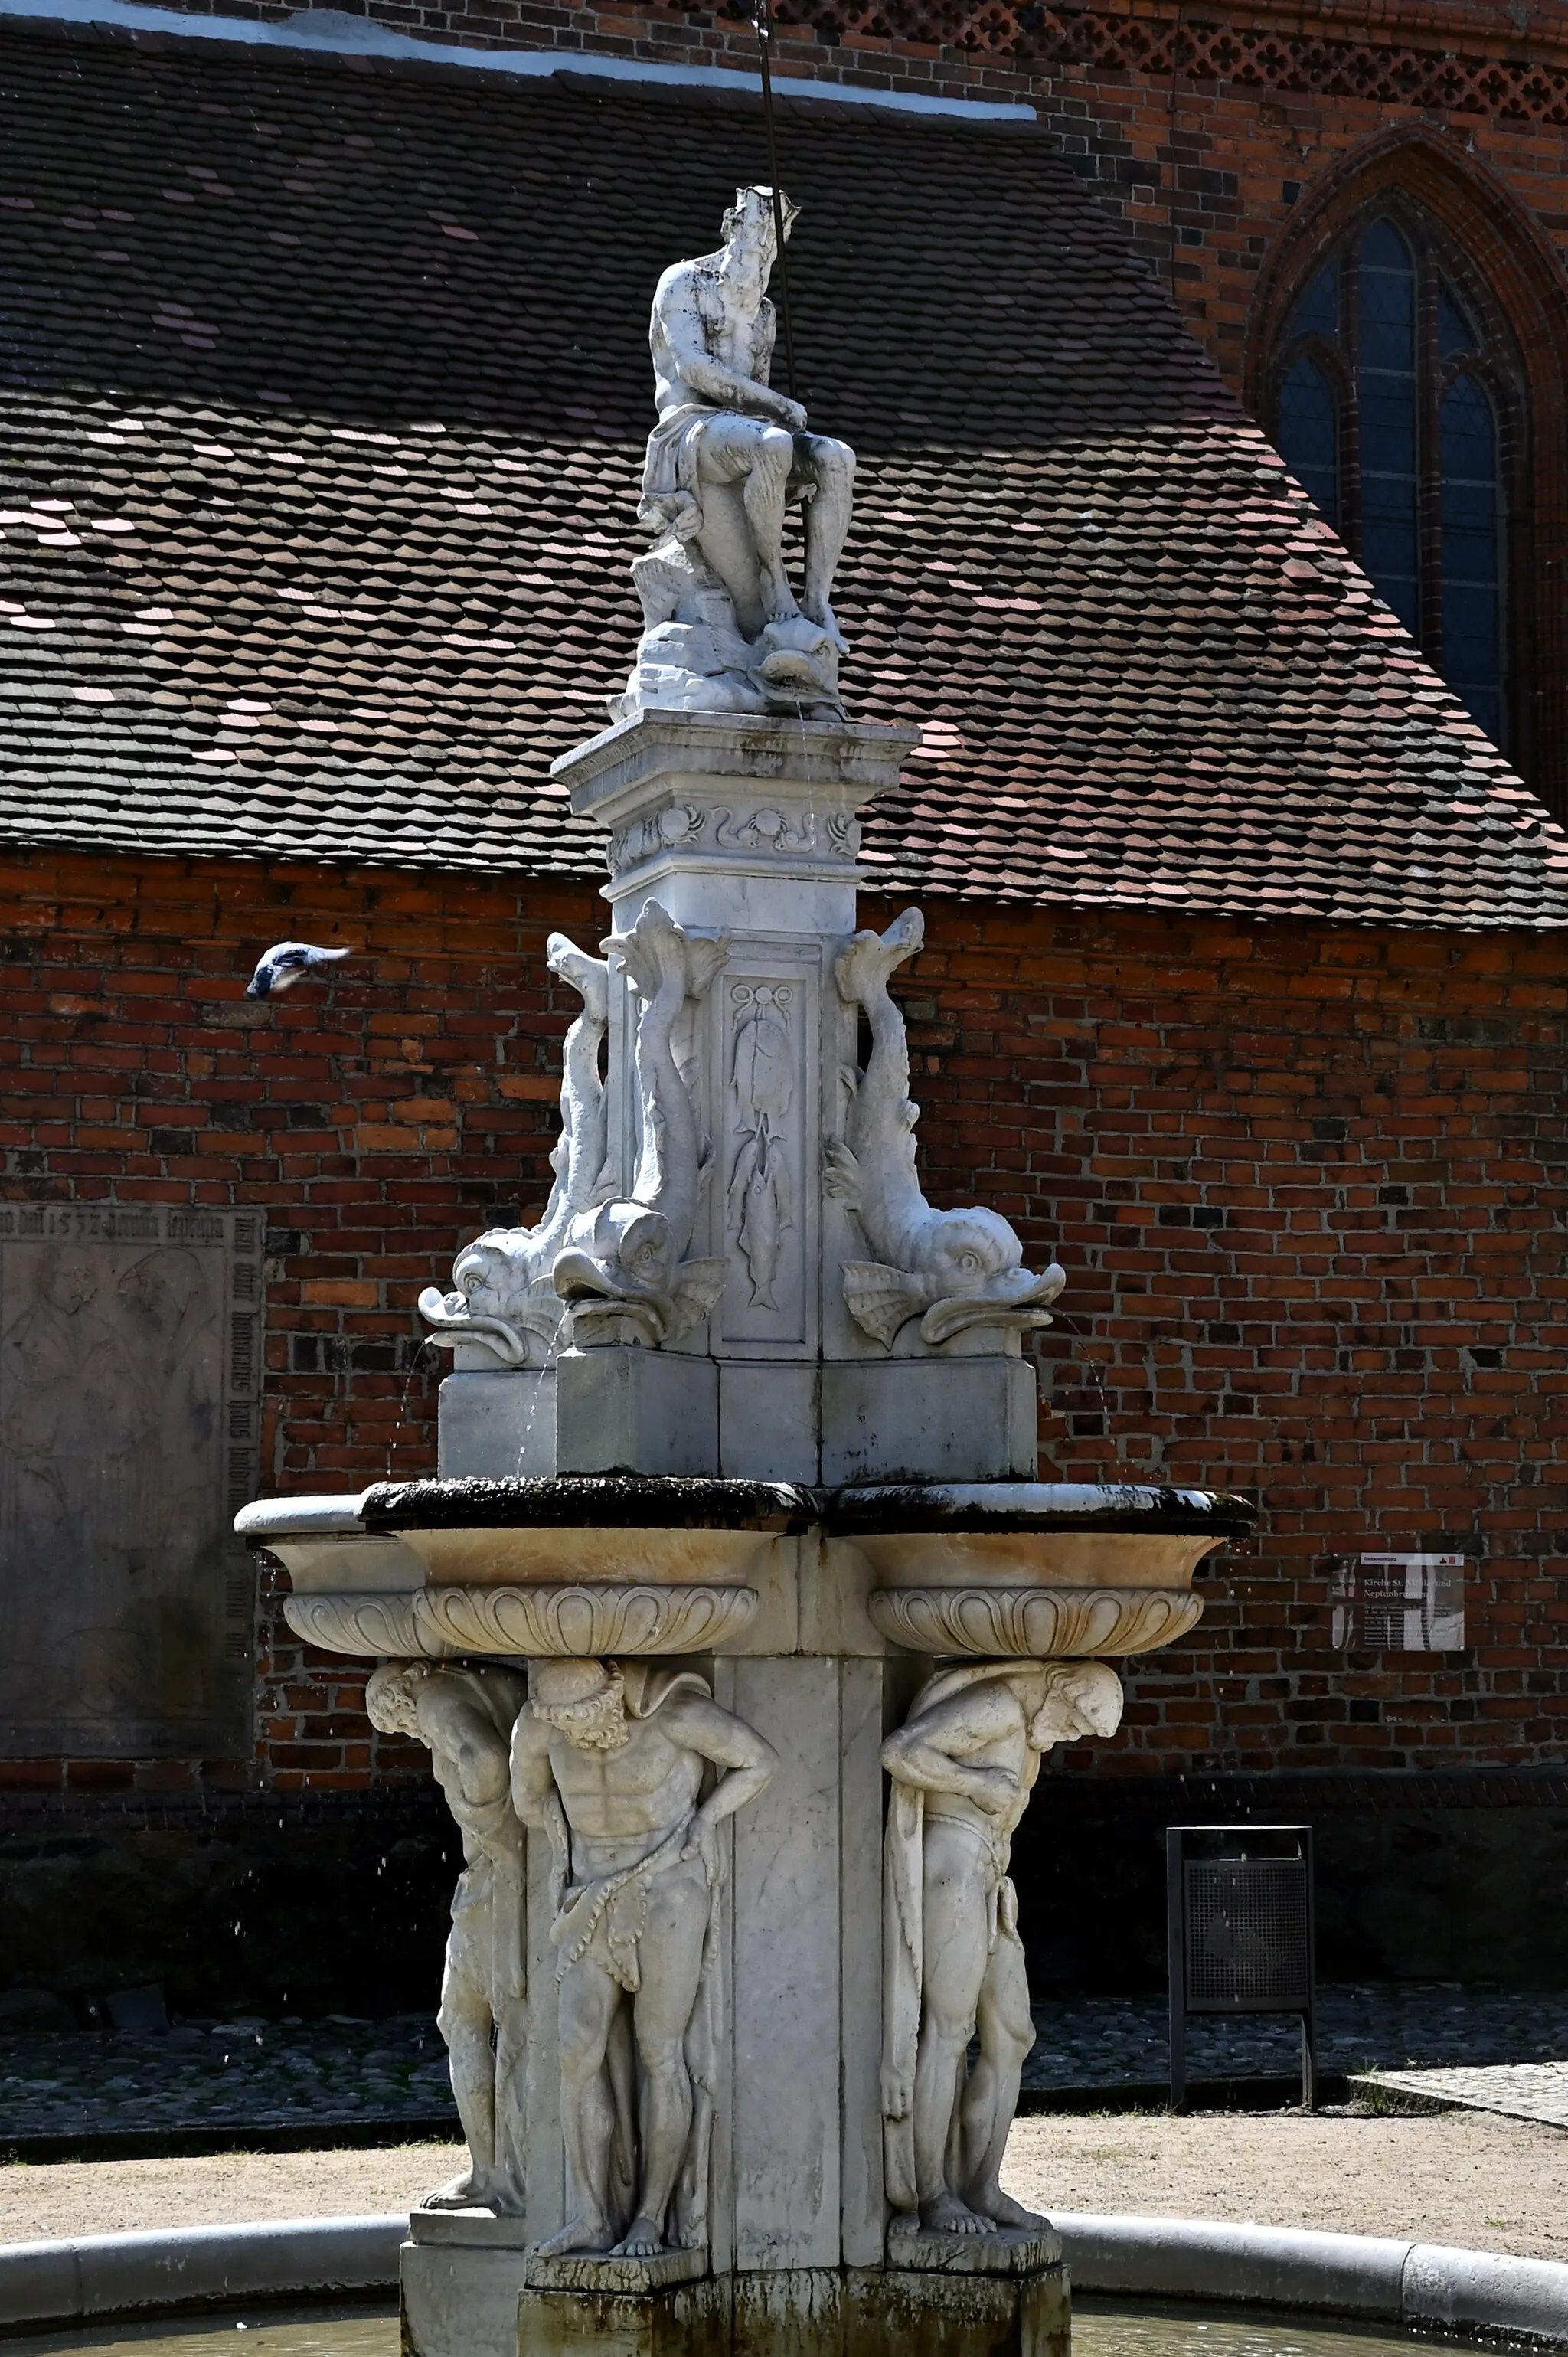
554, 902, 729, 1352
435, 1369, 557, 1480
818, 1359, 1038, 1488
525, 2245, 707, 2292
554, 1345, 718, 1476
510, 1659, 778, 2264
867, 1586, 1204, 1659
618, 188, 854, 724
831, 910, 1066, 1353
885, 2222, 1063, 2276
400, 2236, 533, 2357
418, 934, 609, 1370
880, 1662, 1123, 2244
362, 1663, 529, 2214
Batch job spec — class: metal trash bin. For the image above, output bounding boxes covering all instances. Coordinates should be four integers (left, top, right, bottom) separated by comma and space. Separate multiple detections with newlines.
1166, 1823, 1316, 2113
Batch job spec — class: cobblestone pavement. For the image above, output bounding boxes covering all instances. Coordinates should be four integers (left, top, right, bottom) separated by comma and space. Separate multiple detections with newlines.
1021, 1983, 1568, 2095
1364, 2061, 1568, 2127
0, 2014, 457, 2142
6, 1985, 1568, 2143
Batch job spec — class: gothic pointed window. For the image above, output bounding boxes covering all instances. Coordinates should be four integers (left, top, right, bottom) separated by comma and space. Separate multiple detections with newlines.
1270, 209, 1511, 747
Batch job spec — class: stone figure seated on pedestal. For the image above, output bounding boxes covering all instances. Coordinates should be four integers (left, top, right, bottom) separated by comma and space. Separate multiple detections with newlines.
880, 1659, 1124, 2241
366, 1661, 529, 2214
616, 184, 855, 722
510, 1658, 778, 2261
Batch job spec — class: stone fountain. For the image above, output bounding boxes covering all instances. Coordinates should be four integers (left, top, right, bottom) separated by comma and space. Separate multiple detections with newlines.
237, 183, 1253, 2357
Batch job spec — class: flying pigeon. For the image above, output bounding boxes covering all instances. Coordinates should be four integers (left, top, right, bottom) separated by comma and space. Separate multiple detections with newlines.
245, 940, 352, 999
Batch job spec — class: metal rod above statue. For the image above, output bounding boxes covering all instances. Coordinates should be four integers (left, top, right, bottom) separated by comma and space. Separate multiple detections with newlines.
751, 0, 799, 401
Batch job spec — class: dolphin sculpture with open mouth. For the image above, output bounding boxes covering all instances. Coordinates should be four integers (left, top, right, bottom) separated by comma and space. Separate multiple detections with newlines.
418, 933, 612, 1368
828, 907, 1067, 1349
551, 899, 730, 1350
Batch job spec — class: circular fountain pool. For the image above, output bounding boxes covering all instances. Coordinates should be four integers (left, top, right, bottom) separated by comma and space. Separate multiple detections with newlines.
0, 2299, 1474, 2357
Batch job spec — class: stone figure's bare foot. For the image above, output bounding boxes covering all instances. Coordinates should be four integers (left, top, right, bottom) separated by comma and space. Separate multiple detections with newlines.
920, 2192, 992, 2237
612, 2216, 667, 2259
534, 2216, 616, 2257
972, 2186, 1050, 2232
420, 2169, 494, 2211
760, 579, 802, 627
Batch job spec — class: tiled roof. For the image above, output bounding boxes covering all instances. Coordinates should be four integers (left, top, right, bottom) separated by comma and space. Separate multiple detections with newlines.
2, 16, 1566, 926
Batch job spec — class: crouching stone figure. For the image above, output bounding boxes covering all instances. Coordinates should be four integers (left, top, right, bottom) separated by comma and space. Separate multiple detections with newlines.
365, 1660, 529, 2212
510, 1658, 778, 2260
880, 1659, 1124, 2236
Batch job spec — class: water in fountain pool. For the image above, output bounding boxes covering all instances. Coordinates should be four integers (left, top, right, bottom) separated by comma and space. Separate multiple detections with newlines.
0, 2303, 1459, 2357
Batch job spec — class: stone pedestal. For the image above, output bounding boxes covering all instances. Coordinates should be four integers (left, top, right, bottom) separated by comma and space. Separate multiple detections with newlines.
404, 2212, 1067, 2357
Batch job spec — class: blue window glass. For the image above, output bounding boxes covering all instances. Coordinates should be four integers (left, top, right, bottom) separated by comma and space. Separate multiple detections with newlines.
1441, 372, 1501, 742
1290, 260, 1339, 346
1278, 356, 1339, 526
1357, 220, 1419, 633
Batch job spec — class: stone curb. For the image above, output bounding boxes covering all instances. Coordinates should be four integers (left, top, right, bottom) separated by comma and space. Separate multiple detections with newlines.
0, 2216, 403, 2330
1056, 2213, 1568, 2340
4, 2213, 1568, 2342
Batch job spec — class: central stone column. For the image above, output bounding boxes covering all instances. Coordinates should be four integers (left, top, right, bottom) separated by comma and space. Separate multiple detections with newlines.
397, 708, 1080, 2357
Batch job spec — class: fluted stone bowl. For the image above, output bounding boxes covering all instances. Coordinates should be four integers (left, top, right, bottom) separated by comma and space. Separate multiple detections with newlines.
826, 1482, 1255, 1660
237, 1476, 813, 1660
237, 1476, 1254, 1663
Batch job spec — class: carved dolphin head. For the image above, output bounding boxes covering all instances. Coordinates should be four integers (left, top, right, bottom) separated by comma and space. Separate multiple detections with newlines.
551, 1200, 679, 1347
452, 1234, 521, 1322
923, 1207, 1025, 1297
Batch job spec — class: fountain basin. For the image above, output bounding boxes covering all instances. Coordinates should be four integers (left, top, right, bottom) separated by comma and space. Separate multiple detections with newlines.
833, 1483, 1253, 1657
237, 1477, 1253, 1664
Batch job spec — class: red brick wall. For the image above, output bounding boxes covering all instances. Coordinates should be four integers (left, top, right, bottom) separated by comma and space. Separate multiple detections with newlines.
0, 845, 603, 1796
903, 897, 1568, 1780
4, 848, 1566, 1794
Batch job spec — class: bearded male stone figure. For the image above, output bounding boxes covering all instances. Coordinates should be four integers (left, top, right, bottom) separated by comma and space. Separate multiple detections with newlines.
365, 1660, 528, 2212
881, 1659, 1125, 2238
624, 185, 856, 717
510, 1658, 778, 2261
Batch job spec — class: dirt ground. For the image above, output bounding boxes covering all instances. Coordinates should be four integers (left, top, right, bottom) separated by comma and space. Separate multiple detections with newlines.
4, 2110, 1568, 2260
1004, 2107, 1568, 2261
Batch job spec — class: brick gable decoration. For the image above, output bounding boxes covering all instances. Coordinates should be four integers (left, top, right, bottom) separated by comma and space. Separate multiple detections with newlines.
2, 18, 1566, 926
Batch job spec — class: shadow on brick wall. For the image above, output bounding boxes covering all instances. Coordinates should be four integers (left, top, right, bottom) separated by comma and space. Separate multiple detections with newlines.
0, 1786, 457, 2019
1014, 1770, 1568, 1993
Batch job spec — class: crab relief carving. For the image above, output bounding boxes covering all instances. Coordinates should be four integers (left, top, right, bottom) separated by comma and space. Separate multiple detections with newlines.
551, 900, 730, 1350
418, 935, 612, 1368
828, 909, 1067, 1350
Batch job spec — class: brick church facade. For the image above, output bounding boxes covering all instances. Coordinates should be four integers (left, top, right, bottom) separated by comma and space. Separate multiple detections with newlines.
3, 0, 1568, 2009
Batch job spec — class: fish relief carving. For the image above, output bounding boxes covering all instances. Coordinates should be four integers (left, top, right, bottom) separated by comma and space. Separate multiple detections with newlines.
728, 982, 795, 1311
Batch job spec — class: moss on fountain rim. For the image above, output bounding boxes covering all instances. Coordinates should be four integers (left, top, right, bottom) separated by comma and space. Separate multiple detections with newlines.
822, 1482, 1257, 1536
354, 1476, 1256, 1539
358, 1476, 817, 1532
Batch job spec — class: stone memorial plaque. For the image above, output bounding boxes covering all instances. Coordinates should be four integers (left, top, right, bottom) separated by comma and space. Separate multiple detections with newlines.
0, 1202, 262, 1755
